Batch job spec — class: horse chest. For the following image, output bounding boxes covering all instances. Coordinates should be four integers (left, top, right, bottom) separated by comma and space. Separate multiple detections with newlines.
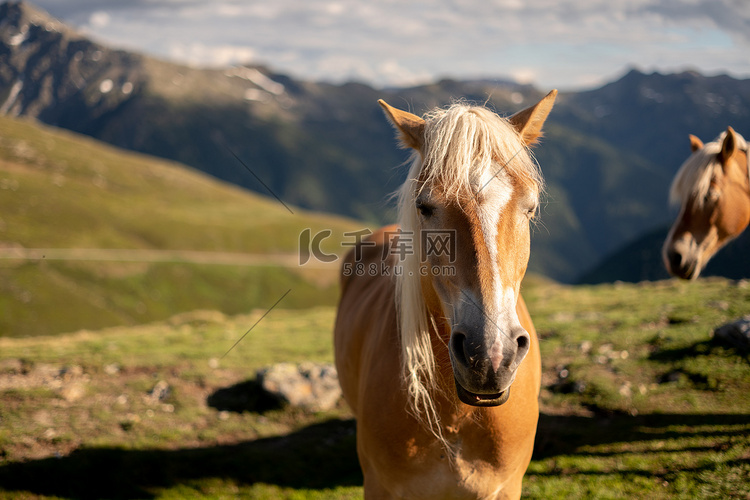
363, 423, 514, 499
383, 452, 510, 500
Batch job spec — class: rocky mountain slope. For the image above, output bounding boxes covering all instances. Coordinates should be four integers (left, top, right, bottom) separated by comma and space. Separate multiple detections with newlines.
2, 1, 749, 282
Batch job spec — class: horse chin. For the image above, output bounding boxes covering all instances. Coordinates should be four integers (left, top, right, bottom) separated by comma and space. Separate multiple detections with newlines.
454, 379, 511, 407
677, 261, 701, 280
685, 267, 701, 280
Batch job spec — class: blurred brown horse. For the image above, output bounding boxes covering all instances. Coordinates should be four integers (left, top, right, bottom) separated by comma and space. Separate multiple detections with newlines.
663, 127, 750, 279
334, 91, 556, 499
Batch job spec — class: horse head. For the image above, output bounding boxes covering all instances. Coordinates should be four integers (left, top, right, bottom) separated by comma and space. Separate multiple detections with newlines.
663, 127, 750, 280
380, 91, 555, 407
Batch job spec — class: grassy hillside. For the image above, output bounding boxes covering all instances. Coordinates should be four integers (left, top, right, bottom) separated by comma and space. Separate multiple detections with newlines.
0, 278, 748, 498
0, 115, 360, 337
8, 1, 749, 283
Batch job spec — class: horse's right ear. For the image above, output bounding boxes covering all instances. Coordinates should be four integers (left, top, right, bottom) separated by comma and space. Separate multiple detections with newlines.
508, 89, 557, 146
689, 134, 703, 152
720, 127, 738, 165
378, 99, 425, 152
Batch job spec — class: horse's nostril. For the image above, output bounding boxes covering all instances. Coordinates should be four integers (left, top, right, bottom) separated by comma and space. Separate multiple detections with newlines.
514, 332, 531, 367
451, 331, 468, 366
516, 335, 529, 350
667, 249, 682, 271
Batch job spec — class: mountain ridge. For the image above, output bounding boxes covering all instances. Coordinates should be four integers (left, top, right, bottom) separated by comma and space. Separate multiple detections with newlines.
2, 1, 749, 282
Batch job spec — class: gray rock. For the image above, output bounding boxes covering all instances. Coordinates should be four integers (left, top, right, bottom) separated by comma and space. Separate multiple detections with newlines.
146, 380, 171, 404
257, 362, 341, 411
713, 316, 750, 351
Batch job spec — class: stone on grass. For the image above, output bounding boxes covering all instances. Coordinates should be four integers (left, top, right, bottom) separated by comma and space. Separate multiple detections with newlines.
712, 315, 750, 352
257, 362, 341, 411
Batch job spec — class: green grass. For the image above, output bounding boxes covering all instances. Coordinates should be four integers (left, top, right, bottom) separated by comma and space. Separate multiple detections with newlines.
522, 277, 750, 499
0, 306, 363, 499
1, 277, 749, 498
0, 115, 361, 337
0, 259, 340, 337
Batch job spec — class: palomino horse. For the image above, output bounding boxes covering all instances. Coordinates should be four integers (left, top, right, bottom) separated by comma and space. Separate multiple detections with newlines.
334, 90, 556, 499
663, 127, 750, 279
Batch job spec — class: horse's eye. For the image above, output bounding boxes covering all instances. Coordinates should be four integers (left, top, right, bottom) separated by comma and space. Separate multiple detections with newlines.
525, 205, 539, 220
416, 202, 434, 218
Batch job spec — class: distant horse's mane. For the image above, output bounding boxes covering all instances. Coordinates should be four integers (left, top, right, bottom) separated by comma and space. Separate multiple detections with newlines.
670, 130, 749, 208
394, 102, 543, 443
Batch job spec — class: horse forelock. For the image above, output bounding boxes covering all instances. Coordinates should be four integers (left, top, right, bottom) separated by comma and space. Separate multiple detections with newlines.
394, 102, 541, 448
418, 103, 543, 202
670, 130, 749, 208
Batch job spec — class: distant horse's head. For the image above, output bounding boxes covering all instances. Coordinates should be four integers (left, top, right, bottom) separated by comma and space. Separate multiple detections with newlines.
663, 127, 750, 280
380, 91, 556, 410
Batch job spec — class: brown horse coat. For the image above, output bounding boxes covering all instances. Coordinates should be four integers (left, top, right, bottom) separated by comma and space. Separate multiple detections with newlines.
664, 127, 750, 279
335, 228, 541, 498
334, 93, 556, 499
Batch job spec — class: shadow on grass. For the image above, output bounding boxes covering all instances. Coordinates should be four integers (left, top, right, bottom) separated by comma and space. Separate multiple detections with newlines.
648, 338, 750, 369
3, 407, 748, 499
534, 412, 750, 460
527, 457, 750, 480
648, 339, 725, 362
206, 379, 284, 414
0, 418, 361, 499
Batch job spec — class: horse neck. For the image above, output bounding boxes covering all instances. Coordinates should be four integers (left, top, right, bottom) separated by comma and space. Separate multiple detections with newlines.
738, 149, 750, 234
740, 148, 750, 199
727, 148, 750, 215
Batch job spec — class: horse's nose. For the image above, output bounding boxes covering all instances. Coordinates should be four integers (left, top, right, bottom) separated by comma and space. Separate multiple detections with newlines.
666, 249, 683, 274
665, 248, 697, 279
450, 326, 530, 373
512, 329, 531, 369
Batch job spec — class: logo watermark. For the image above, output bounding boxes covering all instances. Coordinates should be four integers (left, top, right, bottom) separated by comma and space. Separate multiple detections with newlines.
299, 228, 457, 277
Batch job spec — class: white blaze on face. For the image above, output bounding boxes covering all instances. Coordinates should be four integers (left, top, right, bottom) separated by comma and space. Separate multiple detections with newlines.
477, 166, 513, 280
475, 167, 526, 366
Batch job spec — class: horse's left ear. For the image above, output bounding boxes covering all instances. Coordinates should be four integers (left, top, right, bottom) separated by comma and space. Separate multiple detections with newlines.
378, 99, 426, 152
720, 126, 738, 166
689, 134, 704, 152
508, 89, 557, 146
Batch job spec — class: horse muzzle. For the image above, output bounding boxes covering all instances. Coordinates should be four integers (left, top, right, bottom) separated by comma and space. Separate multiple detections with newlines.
449, 325, 530, 407
454, 378, 512, 406
664, 248, 700, 280
663, 234, 704, 280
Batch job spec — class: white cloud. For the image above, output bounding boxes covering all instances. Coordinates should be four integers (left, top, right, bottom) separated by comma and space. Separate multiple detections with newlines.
31, 0, 750, 90
87, 10, 110, 28
168, 42, 256, 68
510, 69, 537, 85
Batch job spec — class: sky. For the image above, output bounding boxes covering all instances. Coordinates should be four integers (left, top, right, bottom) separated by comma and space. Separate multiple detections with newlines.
29, 0, 750, 91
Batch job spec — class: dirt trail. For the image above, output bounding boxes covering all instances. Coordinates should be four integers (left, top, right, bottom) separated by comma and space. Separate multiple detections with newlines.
0, 247, 338, 269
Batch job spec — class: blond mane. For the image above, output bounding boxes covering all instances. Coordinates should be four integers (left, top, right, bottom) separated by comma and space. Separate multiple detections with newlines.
394, 102, 543, 444
670, 130, 749, 208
